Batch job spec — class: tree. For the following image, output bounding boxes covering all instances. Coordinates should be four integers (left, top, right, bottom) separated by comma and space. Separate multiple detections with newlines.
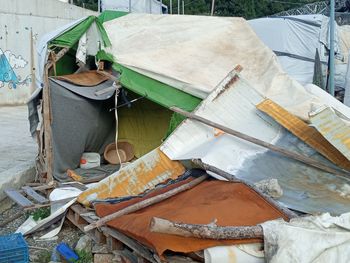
74, 0, 321, 19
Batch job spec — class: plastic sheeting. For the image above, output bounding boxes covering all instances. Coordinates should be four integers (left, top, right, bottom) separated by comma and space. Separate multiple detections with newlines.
49, 78, 116, 181
262, 213, 350, 263
249, 15, 350, 91
104, 14, 329, 121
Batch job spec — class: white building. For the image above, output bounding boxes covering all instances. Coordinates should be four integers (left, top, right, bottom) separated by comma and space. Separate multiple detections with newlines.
0, 0, 97, 105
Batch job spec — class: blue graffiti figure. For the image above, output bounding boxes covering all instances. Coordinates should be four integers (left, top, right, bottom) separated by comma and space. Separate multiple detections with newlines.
0, 53, 18, 89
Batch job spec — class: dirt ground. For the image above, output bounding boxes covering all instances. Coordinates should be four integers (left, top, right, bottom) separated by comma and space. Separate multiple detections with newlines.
0, 204, 84, 262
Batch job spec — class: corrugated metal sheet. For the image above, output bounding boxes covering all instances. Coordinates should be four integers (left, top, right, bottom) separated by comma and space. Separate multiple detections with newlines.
257, 99, 350, 170
310, 107, 350, 161
161, 71, 350, 215
77, 148, 185, 206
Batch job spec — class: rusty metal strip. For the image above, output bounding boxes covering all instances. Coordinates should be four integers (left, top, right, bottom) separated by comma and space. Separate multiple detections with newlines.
257, 99, 350, 171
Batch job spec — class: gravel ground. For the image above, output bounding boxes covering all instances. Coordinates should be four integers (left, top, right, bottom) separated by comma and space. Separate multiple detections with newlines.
0, 204, 84, 262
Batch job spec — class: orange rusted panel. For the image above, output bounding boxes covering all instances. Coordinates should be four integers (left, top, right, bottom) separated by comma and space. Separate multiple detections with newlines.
257, 99, 350, 170
77, 148, 185, 206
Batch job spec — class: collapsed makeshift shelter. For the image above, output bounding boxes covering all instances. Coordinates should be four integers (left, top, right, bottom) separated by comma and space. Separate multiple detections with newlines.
20, 11, 350, 262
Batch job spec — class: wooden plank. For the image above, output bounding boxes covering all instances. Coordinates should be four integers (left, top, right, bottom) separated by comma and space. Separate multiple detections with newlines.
106, 235, 123, 251
101, 227, 158, 263
66, 204, 150, 262
5, 189, 34, 207
43, 47, 70, 183
22, 186, 48, 204
43, 63, 54, 183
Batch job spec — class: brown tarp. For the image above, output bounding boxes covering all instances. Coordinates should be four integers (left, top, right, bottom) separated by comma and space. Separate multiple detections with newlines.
95, 180, 289, 256
55, 70, 109, 86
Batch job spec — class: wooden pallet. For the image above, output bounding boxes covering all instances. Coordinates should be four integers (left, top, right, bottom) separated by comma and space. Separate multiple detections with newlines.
4, 185, 51, 208
66, 204, 159, 263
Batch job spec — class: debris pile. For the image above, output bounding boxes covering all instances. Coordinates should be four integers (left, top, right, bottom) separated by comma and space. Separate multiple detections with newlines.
3, 11, 350, 263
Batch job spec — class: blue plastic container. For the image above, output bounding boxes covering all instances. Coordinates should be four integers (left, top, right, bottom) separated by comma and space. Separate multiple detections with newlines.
0, 233, 29, 263
56, 242, 79, 263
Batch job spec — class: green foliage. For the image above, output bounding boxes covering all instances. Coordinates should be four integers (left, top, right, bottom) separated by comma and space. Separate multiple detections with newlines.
27, 207, 51, 221
165, 0, 320, 18
74, 0, 321, 18
75, 0, 99, 11
36, 250, 52, 263
75, 249, 93, 263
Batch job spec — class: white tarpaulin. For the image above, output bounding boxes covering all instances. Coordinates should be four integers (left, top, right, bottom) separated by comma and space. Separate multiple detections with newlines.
261, 213, 350, 263
249, 15, 350, 92
104, 14, 327, 121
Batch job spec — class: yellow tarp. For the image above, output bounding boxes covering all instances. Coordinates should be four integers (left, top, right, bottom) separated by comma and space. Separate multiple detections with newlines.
117, 98, 173, 158
77, 148, 185, 206
257, 99, 350, 171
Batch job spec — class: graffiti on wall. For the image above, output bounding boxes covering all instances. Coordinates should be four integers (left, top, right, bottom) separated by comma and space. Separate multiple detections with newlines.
0, 48, 31, 89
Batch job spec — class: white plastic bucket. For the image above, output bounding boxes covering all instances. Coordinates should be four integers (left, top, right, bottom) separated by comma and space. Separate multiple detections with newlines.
80, 152, 100, 169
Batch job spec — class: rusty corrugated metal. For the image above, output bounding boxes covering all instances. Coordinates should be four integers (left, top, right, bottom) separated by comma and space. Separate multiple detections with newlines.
161, 72, 350, 215
310, 107, 350, 161
77, 148, 185, 206
257, 99, 350, 170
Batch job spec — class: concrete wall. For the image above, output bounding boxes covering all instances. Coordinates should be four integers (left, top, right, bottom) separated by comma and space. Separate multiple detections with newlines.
0, 0, 97, 105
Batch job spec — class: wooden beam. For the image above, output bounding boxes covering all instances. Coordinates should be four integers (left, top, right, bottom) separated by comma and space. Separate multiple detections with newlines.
84, 175, 208, 232
150, 217, 263, 240
101, 227, 159, 263
42, 47, 70, 183
22, 186, 48, 204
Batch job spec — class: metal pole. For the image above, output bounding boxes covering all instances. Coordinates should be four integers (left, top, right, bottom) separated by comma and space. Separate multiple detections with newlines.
329, 0, 335, 96
182, 0, 184, 14
98, 0, 100, 12
149, 0, 152, 13
129, 0, 131, 12
211, 0, 215, 16
170, 0, 172, 14
160, 0, 163, 14
178, 0, 180, 14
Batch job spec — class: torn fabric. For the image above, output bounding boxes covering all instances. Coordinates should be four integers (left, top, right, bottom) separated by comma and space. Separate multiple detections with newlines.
262, 213, 350, 263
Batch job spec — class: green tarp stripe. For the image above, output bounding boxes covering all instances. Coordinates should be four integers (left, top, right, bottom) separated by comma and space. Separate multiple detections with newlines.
49, 16, 111, 48
113, 63, 201, 112
49, 16, 95, 48
98, 10, 129, 24
95, 18, 111, 47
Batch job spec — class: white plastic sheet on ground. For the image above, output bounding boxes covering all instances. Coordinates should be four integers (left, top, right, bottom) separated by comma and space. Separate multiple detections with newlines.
261, 213, 350, 263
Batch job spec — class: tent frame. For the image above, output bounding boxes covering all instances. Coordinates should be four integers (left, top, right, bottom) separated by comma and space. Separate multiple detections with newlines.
42, 47, 70, 183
